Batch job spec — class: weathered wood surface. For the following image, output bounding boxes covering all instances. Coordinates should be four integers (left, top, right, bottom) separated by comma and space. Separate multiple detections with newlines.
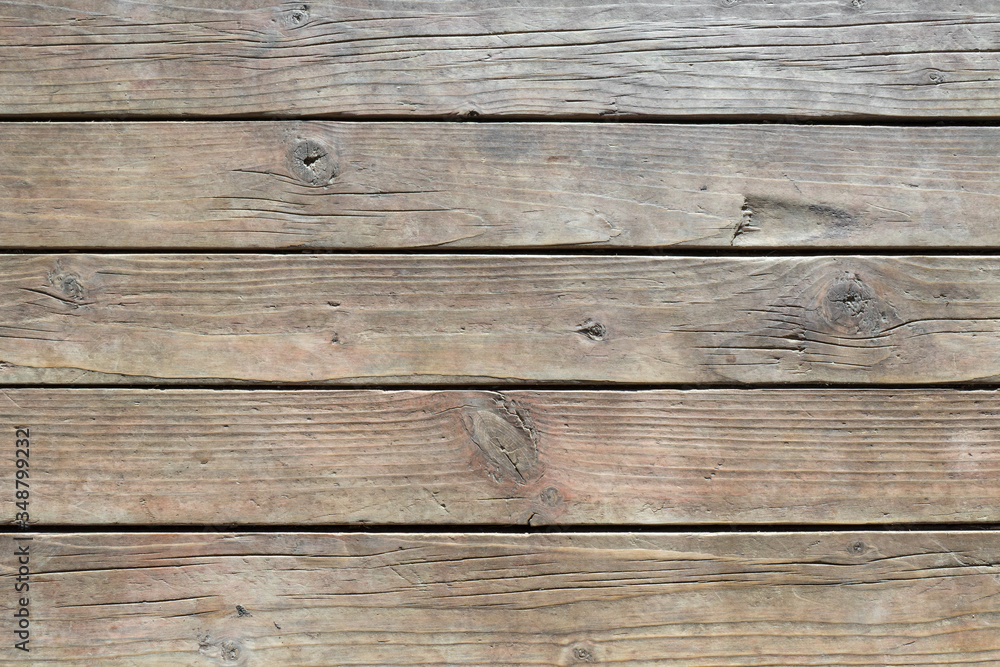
5, 388, 1000, 526
2, 254, 1000, 384
2, 531, 998, 665
2, 1, 1000, 119
4, 122, 1000, 249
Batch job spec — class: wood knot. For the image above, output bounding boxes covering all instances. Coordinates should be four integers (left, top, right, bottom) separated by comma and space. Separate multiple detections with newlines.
462, 395, 540, 485
539, 487, 561, 506
281, 4, 309, 28
848, 540, 867, 555
47, 265, 85, 301
820, 273, 896, 337
736, 196, 857, 246
289, 139, 337, 185
198, 634, 246, 664
220, 641, 242, 663
575, 319, 608, 341
572, 645, 597, 663
733, 198, 760, 242
807, 204, 855, 227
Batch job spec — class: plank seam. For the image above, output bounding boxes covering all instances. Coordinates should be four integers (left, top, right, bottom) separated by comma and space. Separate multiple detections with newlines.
8, 249, 1000, 257
0, 380, 1000, 393
7, 524, 1000, 534
1, 115, 1000, 126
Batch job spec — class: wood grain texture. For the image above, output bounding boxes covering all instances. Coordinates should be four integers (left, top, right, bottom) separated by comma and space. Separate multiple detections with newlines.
2, 1, 1000, 119
2, 531, 998, 665
4, 122, 1000, 249
4, 388, 1000, 526
2, 254, 1000, 384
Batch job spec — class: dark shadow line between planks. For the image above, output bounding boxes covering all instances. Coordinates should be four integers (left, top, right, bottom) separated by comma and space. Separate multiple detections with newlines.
3, 113, 1000, 126
5, 382, 1000, 391
6, 381, 1000, 391
5, 523, 1000, 535
8, 249, 1000, 257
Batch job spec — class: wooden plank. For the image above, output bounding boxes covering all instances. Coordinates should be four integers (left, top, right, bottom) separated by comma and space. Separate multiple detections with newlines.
4, 122, 1000, 250
4, 388, 1000, 526
2, 531, 998, 664
2, 254, 1000, 385
2, 2, 1000, 119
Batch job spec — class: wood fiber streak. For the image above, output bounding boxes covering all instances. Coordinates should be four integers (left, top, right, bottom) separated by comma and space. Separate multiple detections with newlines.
4, 389, 1000, 526
3, 122, 1000, 249
1, 255, 1000, 384
2, 1, 999, 118
1, 532, 998, 665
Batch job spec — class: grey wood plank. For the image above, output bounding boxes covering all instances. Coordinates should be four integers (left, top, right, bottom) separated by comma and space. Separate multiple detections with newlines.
4, 388, 1000, 526
3, 122, 1000, 249
2, 1, 999, 118
3, 532, 998, 664
2, 254, 1000, 385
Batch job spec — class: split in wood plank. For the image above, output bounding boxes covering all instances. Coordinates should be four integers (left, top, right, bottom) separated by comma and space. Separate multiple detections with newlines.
2, 2, 999, 119
2, 254, 1000, 384
3, 122, 1000, 249
3, 389, 1000, 526
2, 531, 998, 664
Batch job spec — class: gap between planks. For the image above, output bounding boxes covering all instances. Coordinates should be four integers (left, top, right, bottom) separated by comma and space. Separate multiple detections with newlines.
8, 115, 1000, 125
3, 529, 995, 535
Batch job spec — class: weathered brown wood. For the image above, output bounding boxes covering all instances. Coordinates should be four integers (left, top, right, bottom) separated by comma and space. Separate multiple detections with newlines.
2, 254, 1000, 384
4, 122, 1000, 249
4, 388, 1000, 526
2, 531, 998, 664
2, 2, 999, 119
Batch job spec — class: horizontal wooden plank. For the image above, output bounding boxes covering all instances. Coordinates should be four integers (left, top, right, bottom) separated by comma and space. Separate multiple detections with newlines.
1, 255, 1000, 385
2, 531, 998, 664
2, 2, 1000, 118
4, 389, 1000, 526
4, 122, 1000, 249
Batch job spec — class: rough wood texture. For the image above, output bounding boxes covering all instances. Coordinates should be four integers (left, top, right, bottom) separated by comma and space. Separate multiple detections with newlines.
2, 254, 1000, 384
5, 388, 1000, 526
4, 122, 1000, 249
2, 531, 998, 664
2, 1, 999, 119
